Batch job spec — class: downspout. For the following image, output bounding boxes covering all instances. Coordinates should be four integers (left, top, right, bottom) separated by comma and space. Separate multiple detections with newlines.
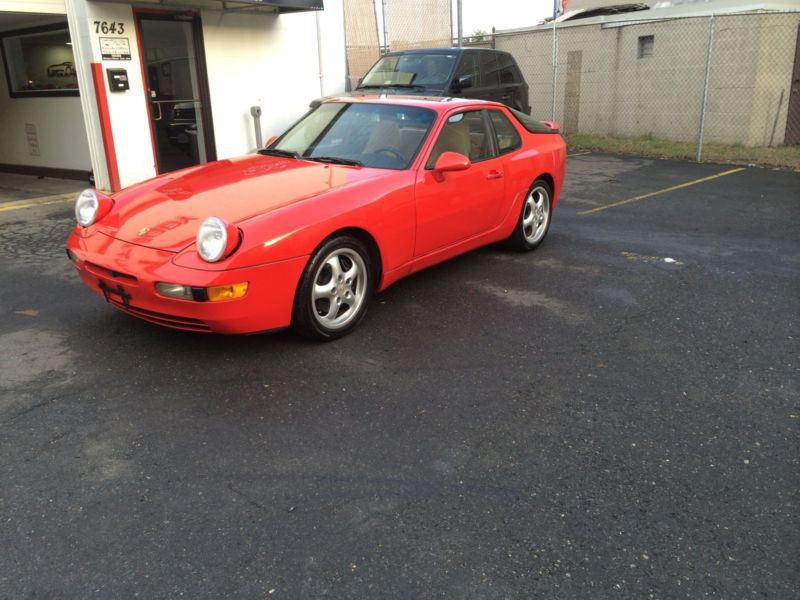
316, 11, 325, 96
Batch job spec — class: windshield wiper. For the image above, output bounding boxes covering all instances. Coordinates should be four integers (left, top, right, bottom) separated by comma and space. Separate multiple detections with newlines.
258, 148, 300, 159
308, 156, 363, 167
357, 83, 425, 91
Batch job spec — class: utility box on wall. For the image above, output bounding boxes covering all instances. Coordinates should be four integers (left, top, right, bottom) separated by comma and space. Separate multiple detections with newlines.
106, 68, 129, 92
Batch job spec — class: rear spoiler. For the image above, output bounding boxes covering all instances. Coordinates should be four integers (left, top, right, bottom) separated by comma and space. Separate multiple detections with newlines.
508, 108, 560, 134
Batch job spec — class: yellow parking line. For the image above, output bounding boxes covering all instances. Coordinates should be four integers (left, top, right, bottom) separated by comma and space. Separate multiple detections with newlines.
578, 167, 745, 215
0, 192, 76, 213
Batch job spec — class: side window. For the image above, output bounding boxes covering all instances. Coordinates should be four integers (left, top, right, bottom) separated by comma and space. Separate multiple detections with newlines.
427, 110, 495, 168
480, 53, 499, 88
453, 52, 480, 88
489, 110, 522, 154
498, 53, 518, 84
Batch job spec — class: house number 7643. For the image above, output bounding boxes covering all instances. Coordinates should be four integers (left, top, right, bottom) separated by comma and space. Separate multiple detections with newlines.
94, 21, 125, 35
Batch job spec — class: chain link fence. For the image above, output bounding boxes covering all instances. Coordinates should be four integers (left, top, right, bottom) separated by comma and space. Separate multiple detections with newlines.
343, 0, 381, 91
343, 0, 452, 90
495, 11, 800, 159
384, 0, 452, 50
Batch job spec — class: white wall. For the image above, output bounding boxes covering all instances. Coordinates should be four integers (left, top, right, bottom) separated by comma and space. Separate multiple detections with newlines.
0, 13, 92, 172
5, 0, 346, 188
201, 1, 346, 158
64, 0, 346, 188
78, 1, 159, 188
0, 1, 65, 14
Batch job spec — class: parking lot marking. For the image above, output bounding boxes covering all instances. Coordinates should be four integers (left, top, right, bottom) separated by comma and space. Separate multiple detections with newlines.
0, 192, 76, 213
578, 167, 745, 215
568, 151, 591, 157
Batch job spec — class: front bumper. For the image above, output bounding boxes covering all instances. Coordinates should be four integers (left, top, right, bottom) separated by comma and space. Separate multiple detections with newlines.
66, 229, 307, 334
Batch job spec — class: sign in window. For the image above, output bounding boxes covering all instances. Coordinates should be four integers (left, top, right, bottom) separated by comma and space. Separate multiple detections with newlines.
1, 24, 79, 97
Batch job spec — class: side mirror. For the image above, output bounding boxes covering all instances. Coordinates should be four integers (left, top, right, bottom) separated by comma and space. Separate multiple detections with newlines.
265, 135, 278, 147
455, 74, 473, 90
433, 151, 470, 181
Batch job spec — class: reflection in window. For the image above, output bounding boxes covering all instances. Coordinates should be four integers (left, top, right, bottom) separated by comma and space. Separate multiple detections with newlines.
489, 111, 522, 154
427, 110, 494, 168
1, 25, 78, 96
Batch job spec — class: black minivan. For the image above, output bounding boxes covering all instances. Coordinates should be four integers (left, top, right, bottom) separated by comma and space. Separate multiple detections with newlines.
355, 48, 531, 114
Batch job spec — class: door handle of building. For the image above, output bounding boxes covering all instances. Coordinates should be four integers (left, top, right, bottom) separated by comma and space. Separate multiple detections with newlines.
487, 170, 504, 180
151, 102, 162, 121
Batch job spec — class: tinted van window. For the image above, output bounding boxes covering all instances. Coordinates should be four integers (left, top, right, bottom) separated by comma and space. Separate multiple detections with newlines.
480, 52, 499, 87
498, 53, 520, 84
454, 52, 480, 87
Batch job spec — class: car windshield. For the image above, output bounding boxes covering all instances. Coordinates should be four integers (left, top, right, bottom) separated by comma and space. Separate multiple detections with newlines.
269, 102, 437, 170
360, 53, 458, 88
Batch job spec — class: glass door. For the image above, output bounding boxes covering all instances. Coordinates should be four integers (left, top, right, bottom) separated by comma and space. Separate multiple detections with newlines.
136, 13, 215, 174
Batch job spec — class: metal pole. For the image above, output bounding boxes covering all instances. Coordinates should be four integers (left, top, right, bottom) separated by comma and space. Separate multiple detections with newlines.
381, 0, 389, 54
315, 11, 325, 96
551, 17, 558, 121
457, 0, 463, 47
696, 14, 715, 162
250, 106, 263, 149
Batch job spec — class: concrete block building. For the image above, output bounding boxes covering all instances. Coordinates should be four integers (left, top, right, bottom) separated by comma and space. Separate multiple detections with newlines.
495, 0, 800, 146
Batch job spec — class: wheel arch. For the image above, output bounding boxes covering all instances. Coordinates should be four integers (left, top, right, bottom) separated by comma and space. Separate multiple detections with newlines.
535, 172, 555, 196
313, 226, 384, 288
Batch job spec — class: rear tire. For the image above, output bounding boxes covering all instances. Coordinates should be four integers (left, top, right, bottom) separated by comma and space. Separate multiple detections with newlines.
292, 236, 374, 340
505, 179, 552, 252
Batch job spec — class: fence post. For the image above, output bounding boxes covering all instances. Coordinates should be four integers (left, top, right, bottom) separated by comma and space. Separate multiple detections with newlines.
381, 0, 388, 54
696, 14, 715, 162
456, 0, 463, 47
551, 20, 558, 121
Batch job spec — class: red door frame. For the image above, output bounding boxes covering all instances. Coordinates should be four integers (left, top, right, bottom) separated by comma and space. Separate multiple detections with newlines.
90, 63, 121, 192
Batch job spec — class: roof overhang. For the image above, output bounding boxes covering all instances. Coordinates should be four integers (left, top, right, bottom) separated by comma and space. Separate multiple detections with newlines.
94, 0, 323, 14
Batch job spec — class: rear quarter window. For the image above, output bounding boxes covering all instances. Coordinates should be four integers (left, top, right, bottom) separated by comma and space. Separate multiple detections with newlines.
489, 110, 522, 154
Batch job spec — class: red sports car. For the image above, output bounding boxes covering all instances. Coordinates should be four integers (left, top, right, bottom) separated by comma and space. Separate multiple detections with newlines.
66, 97, 565, 339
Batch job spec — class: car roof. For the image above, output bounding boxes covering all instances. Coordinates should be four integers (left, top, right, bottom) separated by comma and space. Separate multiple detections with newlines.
382, 47, 509, 56
323, 95, 504, 113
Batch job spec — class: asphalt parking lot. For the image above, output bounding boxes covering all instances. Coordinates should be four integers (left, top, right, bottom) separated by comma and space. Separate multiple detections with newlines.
1, 154, 797, 598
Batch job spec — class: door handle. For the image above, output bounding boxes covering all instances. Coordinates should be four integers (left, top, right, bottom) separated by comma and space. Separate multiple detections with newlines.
487, 170, 504, 180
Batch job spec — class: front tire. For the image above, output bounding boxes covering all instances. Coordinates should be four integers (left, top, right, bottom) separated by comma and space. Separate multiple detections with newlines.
505, 179, 552, 251
292, 236, 373, 340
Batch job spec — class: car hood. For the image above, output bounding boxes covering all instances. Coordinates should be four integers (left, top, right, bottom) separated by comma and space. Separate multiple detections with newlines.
96, 155, 389, 252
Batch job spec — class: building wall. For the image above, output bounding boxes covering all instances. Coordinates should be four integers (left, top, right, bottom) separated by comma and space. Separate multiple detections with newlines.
0, 11, 92, 172
202, 1, 346, 159
65, 1, 346, 188
497, 12, 800, 146
0, 0, 66, 14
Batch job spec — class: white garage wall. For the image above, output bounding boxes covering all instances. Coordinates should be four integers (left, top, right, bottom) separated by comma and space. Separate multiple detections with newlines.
2, 0, 346, 188
0, 1, 65, 14
201, 1, 346, 159
0, 30, 92, 172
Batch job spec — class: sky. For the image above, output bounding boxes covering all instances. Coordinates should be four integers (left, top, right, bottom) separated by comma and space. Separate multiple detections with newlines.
459, 0, 554, 34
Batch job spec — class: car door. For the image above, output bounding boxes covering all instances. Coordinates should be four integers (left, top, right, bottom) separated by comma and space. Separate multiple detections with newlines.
414, 109, 505, 256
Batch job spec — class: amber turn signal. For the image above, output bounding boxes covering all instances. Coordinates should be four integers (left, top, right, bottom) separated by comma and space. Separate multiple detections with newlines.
207, 282, 249, 302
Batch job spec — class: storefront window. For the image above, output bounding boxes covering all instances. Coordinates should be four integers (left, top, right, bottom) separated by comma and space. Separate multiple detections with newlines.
1, 24, 78, 97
